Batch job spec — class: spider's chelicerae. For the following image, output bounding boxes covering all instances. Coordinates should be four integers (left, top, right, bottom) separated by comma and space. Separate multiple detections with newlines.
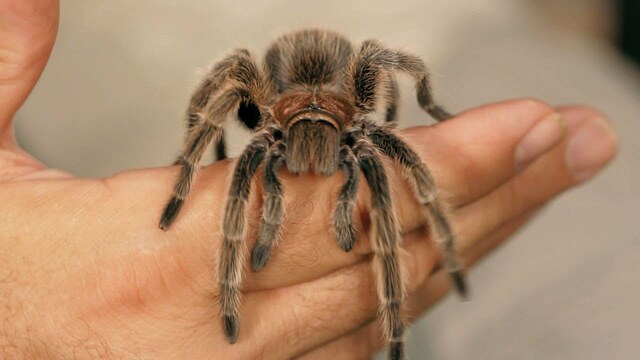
159, 29, 467, 360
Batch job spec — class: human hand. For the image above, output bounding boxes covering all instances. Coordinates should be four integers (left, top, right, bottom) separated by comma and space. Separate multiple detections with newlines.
0, 0, 618, 359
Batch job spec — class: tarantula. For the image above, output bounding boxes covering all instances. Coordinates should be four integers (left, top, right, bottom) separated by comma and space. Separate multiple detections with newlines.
158, 29, 466, 360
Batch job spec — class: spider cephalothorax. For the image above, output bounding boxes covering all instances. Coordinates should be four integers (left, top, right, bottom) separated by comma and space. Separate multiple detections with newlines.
159, 29, 466, 360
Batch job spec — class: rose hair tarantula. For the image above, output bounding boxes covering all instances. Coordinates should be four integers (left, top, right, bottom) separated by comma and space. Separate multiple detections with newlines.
158, 29, 466, 360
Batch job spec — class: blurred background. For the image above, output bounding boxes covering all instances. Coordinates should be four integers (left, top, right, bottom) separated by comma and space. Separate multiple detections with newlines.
15, 0, 639, 359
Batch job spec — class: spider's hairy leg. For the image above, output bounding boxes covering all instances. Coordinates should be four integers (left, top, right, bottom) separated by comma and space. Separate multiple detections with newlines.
160, 49, 269, 229
187, 109, 229, 162
354, 139, 406, 360
368, 126, 467, 297
334, 145, 359, 252
350, 39, 452, 122
384, 73, 399, 123
160, 122, 221, 230
219, 132, 271, 344
187, 49, 263, 160
215, 130, 228, 161
251, 140, 286, 272
160, 89, 250, 230
182, 51, 243, 165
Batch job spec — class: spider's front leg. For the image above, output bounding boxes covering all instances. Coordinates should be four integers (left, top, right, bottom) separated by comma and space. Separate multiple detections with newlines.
160, 122, 221, 228
159, 49, 269, 230
352, 137, 406, 360
218, 131, 272, 343
368, 125, 467, 297
334, 144, 360, 252
215, 130, 228, 161
251, 138, 286, 272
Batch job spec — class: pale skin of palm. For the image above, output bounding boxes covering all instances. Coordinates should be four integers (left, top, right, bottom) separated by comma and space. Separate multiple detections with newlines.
0, 0, 618, 358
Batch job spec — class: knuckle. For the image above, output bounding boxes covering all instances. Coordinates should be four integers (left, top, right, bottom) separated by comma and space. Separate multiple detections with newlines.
472, 97, 554, 126
502, 179, 527, 215
512, 97, 552, 113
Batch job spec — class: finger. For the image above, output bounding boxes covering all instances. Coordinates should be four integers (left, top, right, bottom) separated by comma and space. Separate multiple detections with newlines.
398, 98, 562, 208
297, 322, 378, 360
240, 262, 378, 359
0, 0, 59, 144
359, 98, 564, 253
183, 261, 378, 360
248, 228, 436, 359
454, 110, 618, 249
554, 105, 620, 182
240, 201, 438, 293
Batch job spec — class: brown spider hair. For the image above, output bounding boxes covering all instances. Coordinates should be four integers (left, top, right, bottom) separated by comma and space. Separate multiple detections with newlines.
159, 29, 466, 360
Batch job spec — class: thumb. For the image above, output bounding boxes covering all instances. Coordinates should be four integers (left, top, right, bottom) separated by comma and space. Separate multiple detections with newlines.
0, 0, 59, 148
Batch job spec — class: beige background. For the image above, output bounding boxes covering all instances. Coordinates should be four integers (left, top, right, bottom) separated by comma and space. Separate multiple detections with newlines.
15, 1, 640, 359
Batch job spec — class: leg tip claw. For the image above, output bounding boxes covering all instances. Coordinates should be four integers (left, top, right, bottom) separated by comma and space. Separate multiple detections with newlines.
158, 218, 172, 231
251, 244, 271, 272
389, 341, 404, 360
451, 271, 469, 300
223, 315, 239, 344
338, 237, 355, 252
159, 197, 184, 231
336, 227, 356, 252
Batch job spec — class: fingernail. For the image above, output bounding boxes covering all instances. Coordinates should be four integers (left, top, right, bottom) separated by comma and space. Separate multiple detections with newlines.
515, 113, 566, 171
566, 117, 618, 182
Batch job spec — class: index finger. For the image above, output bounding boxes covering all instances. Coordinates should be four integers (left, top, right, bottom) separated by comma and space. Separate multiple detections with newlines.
398, 98, 561, 209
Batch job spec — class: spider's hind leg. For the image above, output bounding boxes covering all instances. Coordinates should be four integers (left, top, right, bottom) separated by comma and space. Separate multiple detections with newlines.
215, 130, 228, 161
368, 125, 467, 297
352, 137, 406, 360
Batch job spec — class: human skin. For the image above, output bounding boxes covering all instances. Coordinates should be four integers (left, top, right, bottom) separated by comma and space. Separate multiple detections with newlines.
0, 0, 618, 359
